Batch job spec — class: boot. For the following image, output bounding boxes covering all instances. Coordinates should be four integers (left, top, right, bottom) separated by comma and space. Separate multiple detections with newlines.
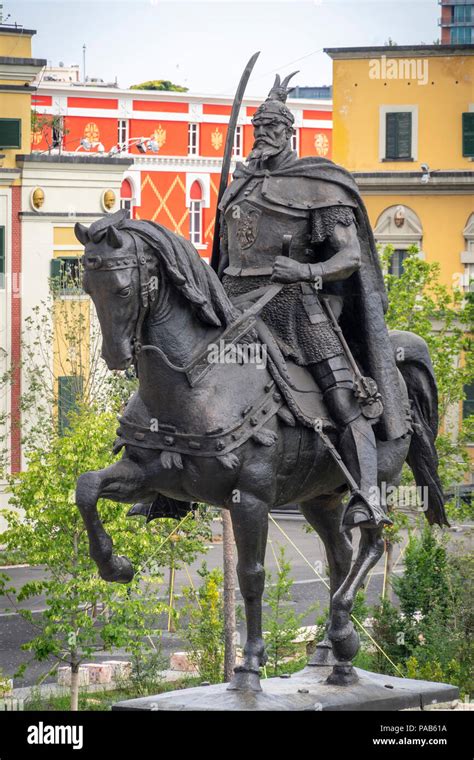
337, 415, 392, 530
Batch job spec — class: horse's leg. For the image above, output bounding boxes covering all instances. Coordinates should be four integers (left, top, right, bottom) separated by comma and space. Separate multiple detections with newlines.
299, 493, 353, 667
76, 456, 150, 583
227, 494, 268, 693
326, 525, 384, 685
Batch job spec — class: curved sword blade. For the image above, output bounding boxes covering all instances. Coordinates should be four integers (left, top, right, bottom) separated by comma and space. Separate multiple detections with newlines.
210, 51, 260, 272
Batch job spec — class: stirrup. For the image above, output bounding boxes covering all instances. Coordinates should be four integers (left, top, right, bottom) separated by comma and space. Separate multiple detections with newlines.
343, 491, 392, 529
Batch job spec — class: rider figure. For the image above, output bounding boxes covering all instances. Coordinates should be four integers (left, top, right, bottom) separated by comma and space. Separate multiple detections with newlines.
217, 74, 407, 529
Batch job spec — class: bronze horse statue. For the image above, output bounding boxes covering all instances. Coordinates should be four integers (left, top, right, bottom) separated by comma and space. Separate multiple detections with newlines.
75, 210, 446, 691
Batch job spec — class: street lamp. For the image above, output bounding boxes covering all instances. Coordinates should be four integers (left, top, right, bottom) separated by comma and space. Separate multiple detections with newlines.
108, 136, 160, 157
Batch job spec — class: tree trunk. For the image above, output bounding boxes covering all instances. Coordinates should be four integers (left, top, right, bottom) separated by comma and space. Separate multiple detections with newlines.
70, 663, 80, 712
383, 539, 394, 604
222, 511, 236, 682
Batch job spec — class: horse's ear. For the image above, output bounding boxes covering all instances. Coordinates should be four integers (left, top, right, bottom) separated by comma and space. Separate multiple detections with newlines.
107, 225, 125, 249
75, 222, 90, 246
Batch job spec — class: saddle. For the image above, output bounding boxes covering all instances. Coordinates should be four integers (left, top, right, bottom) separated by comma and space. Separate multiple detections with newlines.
253, 316, 335, 430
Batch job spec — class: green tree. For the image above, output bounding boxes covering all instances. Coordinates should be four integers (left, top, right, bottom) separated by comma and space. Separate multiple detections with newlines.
363, 529, 473, 695
182, 563, 225, 684
381, 244, 473, 524
130, 80, 188, 92
263, 547, 307, 675
0, 405, 167, 710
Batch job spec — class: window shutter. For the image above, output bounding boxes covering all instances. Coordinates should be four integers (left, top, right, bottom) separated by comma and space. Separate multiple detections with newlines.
0, 119, 21, 149
386, 112, 412, 159
50, 258, 62, 278
462, 113, 474, 158
397, 112, 412, 158
385, 113, 397, 159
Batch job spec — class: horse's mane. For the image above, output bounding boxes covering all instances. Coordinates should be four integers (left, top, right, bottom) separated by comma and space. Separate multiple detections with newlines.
87, 214, 239, 329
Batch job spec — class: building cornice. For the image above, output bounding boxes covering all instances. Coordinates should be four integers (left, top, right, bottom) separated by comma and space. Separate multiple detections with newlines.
17, 153, 133, 167
19, 211, 107, 220
325, 44, 474, 59
0, 57, 47, 83
0, 168, 21, 185
353, 171, 474, 194
0, 26, 37, 37
0, 84, 37, 92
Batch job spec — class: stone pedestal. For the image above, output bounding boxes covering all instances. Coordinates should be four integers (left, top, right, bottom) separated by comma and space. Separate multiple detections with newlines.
112, 665, 459, 712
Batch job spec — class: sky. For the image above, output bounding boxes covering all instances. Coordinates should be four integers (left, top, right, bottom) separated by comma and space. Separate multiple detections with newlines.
7, 0, 439, 96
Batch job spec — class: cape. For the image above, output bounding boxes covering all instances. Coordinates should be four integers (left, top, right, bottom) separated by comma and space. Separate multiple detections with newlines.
219, 155, 408, 441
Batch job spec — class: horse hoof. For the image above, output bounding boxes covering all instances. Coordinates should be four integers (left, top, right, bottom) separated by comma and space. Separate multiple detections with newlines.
99, 555, 134, 584
227, 667, 262, 693
326, 662, 359, 686
329, 628, 360, 662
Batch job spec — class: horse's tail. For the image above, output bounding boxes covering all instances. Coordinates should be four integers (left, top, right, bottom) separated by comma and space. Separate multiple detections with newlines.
390, 330, 449, 527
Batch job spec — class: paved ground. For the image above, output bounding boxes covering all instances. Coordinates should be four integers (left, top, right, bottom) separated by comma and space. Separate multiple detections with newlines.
0, 515, 472, 687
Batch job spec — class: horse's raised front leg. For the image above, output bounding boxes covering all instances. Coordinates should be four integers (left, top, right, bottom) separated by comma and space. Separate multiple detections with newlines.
227, 494, 268, 693
327, 525, 384, 685
299, 494, 353, 667
76, 456, 150, 583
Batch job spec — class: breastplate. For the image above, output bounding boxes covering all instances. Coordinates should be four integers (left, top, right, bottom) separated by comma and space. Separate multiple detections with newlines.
224, 178, 311, 277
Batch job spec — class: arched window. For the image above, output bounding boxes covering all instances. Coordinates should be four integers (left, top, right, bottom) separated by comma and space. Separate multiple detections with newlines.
120, 178, 134, 217
373, 205, 423, 277
189, 180, 203, 245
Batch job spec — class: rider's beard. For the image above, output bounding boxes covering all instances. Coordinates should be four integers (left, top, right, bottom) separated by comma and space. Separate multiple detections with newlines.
248, 137, 284, 162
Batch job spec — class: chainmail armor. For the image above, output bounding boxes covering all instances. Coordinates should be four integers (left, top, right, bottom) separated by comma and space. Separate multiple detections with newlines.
222, 275, 343, 365
311, 206, 356, 244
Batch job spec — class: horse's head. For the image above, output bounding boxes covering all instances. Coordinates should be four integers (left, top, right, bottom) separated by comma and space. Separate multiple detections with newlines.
75, 218, 155, 370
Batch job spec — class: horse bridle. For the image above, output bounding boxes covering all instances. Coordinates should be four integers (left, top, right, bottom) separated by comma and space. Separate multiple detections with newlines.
82, 230, 157, 368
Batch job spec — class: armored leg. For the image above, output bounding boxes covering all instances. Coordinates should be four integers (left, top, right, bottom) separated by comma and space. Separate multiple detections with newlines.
310, 356, 390, 529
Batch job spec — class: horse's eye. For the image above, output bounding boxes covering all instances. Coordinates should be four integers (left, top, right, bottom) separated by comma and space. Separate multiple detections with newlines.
118, 286, 132, 298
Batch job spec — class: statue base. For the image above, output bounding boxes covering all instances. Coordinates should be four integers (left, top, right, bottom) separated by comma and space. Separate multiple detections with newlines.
112, 665, 459, 712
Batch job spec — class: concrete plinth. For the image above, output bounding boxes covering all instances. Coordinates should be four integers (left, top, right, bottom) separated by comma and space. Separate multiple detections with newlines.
112, 665, 459, 712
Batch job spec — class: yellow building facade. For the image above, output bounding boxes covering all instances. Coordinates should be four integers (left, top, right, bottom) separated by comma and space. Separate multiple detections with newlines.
325, 44, 474, 291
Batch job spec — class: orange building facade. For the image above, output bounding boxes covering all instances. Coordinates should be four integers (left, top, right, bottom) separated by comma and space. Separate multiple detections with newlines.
30, 85, 332, 260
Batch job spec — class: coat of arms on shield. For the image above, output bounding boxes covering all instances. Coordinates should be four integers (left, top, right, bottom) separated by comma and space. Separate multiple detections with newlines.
236, 207, 261, 249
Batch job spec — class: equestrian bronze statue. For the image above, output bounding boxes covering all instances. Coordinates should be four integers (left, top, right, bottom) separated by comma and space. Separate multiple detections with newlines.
75, 71, 447, 692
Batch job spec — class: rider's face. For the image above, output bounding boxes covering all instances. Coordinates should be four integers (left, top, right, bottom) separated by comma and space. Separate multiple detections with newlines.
249, 117, 292, 161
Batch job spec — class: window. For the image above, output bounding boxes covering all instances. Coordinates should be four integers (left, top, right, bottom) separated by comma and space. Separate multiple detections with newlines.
453, 5, 472, 23
462, 113, 474, 158
52, 116, 64, 150
291, 128, 299, 155
385, 112, 412, 160
58, 375, 84, 434
388, 249, 409, 278
232, 125, 243, 159
451, 26, 473, 43
50, 256, 83, 295
463, 383, 474, 420
189, 180, 203, 245
0, 118, 21, 149
463, 263, 474, 292
118, 118, 129, 148
462, 213, 474, 291
0, 226, 4, 289
120, 178, 134, 217
188, 123, 199, 156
